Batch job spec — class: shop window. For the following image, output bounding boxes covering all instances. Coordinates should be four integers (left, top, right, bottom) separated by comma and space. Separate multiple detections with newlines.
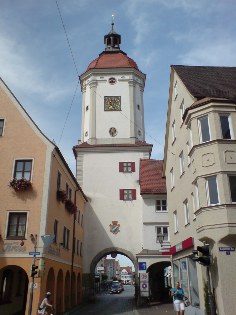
7, 212, 27, 239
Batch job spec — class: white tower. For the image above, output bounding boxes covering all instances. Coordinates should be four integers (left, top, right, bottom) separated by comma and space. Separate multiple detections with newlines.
74, 20, 152, 278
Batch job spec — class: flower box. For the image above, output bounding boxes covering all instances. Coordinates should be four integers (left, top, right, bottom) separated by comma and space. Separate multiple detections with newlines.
65, 199, 77, 214
9, 178, 32, 191
56, 190, 67, 202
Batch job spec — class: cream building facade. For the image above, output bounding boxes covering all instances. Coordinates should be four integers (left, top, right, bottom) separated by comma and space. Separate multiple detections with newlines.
164, 66, 236, 315
0, 78, 87, 315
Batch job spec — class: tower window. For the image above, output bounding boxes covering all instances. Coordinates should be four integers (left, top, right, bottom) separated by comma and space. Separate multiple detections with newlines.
137, 104, 140, 110
86, 106, 89, 111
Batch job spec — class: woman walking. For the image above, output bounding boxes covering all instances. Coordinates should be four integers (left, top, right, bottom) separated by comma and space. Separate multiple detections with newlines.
171, 282, 185, 315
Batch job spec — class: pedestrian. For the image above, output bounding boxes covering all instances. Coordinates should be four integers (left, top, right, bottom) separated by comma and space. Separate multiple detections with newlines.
38, 292, 54, 315
171, 282, 185, 315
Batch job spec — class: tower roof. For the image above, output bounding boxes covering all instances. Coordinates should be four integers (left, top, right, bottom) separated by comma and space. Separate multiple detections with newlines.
83, 17, 140, 74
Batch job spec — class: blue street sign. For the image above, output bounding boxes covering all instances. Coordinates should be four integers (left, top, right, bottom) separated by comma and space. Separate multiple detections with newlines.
219, 247, 235, 252
29, 252, 40, 256
139, 262, 146, 271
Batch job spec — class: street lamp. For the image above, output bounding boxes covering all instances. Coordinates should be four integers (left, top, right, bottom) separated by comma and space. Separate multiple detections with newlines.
157, 233, 165, 247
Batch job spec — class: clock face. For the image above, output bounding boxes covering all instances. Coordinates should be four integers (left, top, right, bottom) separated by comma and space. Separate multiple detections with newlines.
104, 96, 121, 111
109, 127, 118, 137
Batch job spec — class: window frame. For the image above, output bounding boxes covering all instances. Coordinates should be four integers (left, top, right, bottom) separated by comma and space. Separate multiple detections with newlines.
198, 115, 211, 143
54, 219, 58, 243
120, 189, 136, 201
170, 168, 175, 189
156, 226, 169, 242
219, 114, 232, 140
6, 212, 27, 239
155, 199, 167, 212
0, 118, 5, 136
174, 210, 178, 233
183, 199, 190, 225
13, 159, 33, 181
172, 121, 176, 143
119, 162, 135, 173
180, 99, 185, 120
179, 151, 184, 176
206, 175, 219, 205
228, 175, 236, 202
63, 227, 70, 249
57, 171, 61, 190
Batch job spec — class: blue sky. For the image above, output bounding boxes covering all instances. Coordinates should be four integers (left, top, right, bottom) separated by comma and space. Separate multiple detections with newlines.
1, 0, 236, 172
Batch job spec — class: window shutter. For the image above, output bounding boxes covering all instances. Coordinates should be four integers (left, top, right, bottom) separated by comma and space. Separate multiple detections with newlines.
120, 189, 124, 200
131, 162, 135, 172
132, 189, 136, 200
119, 162, 123, 172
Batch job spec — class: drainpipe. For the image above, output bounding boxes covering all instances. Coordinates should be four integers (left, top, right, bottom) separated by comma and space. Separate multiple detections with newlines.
70, 189, 78, 307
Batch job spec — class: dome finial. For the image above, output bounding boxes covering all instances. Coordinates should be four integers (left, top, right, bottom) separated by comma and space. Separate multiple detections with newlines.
111, 14, 115, 31
104, 15, 121, 51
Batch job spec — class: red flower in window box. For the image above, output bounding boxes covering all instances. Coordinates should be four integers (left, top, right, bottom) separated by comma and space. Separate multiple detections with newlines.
9, 178, 32, 191
65, 199, 77, 214
56, 190, 67, 202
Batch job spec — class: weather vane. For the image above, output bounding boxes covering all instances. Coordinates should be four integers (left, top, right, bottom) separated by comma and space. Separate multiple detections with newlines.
111, 14, 115, 29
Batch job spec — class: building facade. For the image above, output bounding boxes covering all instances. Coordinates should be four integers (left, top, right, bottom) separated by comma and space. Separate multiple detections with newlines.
0, 78, 87, 315
164, 66, 236, 315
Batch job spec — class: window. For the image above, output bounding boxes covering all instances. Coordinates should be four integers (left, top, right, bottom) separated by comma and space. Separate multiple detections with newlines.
179, 151, 184, 175
174, 210, 178, 233
86, 105, 89, 111
156, 226, 169, 242
66, 183, 69, 198
63, 227, 70, 249
156, 199, 167, 211
186, 142, 191, 165
0, 119, 5, 136
198, 115, 210, 143
7, 212, 27, 239
57, 171, 61, 190
174, 81, 178, 100
220, 114, 232, 139
54, 220, 58, 243
80, 242, 83, 257
120, 189, 136, 201
172, 121, 176, 143
188, 124, 193, 148
73, 237, 76, 253
119, 162, 135, 173
81, 214, 83, 227
229, 176, 236, 202
183, 199, 190, 225
13, 160, 32, 180
137, 104, 140, 110
194, 182, 200, 209
77, 210, 81, 223
191, 193, 196, 220
77, 240, 80, 255
69, 188, 72, 201
170, 168, 175, 189
180, 99, 185, 120
206, 175, 219, 205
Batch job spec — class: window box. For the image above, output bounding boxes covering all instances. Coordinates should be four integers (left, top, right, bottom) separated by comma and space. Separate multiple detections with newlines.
65, 199, 77, 214
57, 190, 67, 202
9, 178, 32, 191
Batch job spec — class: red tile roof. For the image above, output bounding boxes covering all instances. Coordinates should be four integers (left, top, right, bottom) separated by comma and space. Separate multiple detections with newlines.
86, 50, 139, 71
140, 159, 166, 195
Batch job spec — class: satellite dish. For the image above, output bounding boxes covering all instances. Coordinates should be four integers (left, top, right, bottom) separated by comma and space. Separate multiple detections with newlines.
41, 235, 55, 247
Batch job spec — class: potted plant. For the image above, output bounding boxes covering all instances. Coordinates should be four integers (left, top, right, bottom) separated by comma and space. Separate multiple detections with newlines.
65, 199, 77, 214
9, 178, 32, 191
56, 190, 67, 202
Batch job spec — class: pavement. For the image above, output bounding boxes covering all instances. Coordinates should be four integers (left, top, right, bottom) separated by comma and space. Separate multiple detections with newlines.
135, 301, 175, 315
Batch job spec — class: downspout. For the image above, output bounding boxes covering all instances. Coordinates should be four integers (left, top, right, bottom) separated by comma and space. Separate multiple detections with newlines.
70, 189, 79, 307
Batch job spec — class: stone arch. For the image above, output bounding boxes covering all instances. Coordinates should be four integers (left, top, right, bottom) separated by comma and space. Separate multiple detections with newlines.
46, 267, 55, 297
0, 265, 28, 315
64, 270, 70, 311
71, 272, 76, 307
90, 247, 138, 274
147, 261, 171, 302
56, 269, 63, 314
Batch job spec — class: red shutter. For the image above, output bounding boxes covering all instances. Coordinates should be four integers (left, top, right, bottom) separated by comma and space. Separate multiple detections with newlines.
131, 162, 135, 172
119, 162, 123, 172
132, 189, 136, 200
120, 189, 124, 200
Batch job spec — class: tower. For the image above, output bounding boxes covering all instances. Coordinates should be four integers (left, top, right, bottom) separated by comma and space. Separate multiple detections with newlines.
74, 20, 152, 281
